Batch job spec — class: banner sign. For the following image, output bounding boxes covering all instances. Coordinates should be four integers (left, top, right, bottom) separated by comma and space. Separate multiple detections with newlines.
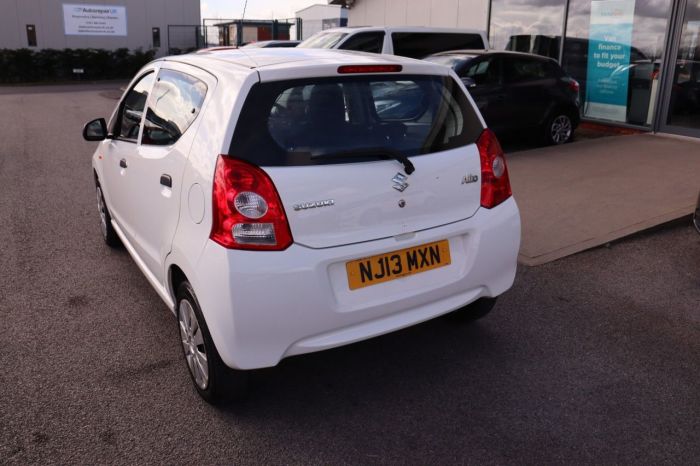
63, 4, 127, 36
584, 0, 635, 122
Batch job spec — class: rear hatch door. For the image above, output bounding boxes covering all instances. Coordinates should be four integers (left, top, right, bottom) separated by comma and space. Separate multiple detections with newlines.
231, 62, 485, 248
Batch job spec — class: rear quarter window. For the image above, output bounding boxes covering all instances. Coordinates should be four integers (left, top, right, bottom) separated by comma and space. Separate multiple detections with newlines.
229, 75, 483, 167
391, 33, 486, 59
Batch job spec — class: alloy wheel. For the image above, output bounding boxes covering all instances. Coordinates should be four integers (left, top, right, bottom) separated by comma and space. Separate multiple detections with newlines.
550, 115, 572, 144
178, 299, 209, 390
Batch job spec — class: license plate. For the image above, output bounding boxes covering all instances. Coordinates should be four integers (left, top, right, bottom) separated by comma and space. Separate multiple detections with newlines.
346, 240, 451, 290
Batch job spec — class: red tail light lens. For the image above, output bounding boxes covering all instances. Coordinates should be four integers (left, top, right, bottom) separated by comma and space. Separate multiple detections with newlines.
210, 155, 293, 250
568, 78, 580, 93
477, 129, 512, 209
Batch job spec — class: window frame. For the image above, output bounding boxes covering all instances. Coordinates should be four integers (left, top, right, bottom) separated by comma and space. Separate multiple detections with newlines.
111, 70, 157, 144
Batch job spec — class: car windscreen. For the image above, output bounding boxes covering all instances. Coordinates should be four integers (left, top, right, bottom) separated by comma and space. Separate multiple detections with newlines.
229, 74, 483, 167
297, 32, 348, 49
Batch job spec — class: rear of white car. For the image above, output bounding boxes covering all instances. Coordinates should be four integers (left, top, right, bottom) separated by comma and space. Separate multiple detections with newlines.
90, 49, 520, 403
185, 53, 520, 366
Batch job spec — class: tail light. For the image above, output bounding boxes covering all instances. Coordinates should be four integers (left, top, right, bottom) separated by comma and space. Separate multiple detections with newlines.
210, 155, 293, 250
567, 78, 580, 94
477, 129, 512, 209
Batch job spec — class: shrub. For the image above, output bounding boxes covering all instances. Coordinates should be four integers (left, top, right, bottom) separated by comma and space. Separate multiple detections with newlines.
0, 47, 156, 83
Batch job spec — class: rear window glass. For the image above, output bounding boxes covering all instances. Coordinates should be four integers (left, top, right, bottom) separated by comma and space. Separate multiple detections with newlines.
391, 33, 486, 59
230, 75, 483, 167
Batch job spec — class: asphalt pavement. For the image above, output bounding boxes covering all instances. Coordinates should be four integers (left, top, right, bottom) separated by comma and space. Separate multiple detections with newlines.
1, 83, 699, 465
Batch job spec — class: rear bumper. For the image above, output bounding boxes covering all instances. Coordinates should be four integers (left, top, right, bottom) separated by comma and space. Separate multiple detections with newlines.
193, 197, 521, 369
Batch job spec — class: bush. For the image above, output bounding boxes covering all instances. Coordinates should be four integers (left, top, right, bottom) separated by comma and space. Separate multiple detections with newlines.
0, 48, 156, 83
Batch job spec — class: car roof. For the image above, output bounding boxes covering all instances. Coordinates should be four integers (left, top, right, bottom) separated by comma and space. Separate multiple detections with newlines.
314, 26, 486, 35
162, 48, 450, 79
428, 49, 559, 62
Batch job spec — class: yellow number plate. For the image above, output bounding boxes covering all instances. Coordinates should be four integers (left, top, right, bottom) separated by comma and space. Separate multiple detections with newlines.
346, 240, 451, 290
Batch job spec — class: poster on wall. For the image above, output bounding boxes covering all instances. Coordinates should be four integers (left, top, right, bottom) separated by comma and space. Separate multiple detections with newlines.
63, 4, 127, 36
584, 0, 636, 122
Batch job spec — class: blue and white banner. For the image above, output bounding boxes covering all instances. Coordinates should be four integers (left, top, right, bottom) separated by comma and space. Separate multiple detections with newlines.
584, 0, 636, 122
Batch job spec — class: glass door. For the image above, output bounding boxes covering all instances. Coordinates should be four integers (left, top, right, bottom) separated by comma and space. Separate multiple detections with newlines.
660, 0, 700, 136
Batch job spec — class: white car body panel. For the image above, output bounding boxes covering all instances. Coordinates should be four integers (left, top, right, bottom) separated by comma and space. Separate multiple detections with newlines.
91, 48, 520, 372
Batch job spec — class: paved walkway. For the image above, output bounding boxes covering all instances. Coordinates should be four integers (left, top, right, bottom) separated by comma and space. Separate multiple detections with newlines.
507, 133, 700, 266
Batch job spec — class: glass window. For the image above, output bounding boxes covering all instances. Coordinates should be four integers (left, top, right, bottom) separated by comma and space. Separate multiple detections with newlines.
391, 33, 486, 59
26, 25, 37, 47
563, 0, 671, 126
465, 57, 501, 85
489, 0, 566, 59
230, 75, 483, 167
142, 69, 207, 146
117, 72, 155, 141
666, 1, 700, 130
504, 57, 553, 82
297, 32, 348, 49
338, 32, 385, 53
152, 27, 161, 48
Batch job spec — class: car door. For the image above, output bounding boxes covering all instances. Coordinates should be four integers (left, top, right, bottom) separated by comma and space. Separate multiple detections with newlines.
458, 56, 509, 133
121, 64, 213, 285
502, 56, 557, 128
102, 70, 156, 244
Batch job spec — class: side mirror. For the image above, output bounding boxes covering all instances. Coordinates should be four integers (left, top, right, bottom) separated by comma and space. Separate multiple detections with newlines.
461, 77, 477, 88
83, 118, 108, 141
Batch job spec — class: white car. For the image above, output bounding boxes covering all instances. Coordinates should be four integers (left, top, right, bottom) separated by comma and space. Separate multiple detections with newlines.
298, 26, 488, 59
83, 48, 520, 403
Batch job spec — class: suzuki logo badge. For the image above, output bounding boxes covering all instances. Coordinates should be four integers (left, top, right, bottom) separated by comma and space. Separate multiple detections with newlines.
392, 173, 409, 192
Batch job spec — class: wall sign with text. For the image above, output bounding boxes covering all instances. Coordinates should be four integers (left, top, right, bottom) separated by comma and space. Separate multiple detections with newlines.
585, 0, 636, 122
63, 4, 127, 36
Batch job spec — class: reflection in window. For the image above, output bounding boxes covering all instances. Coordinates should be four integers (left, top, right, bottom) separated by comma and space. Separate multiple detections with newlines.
119, 72, 155, 140
666, 1, 700, 129
489, 0, 566, 59
142, 70, 207, 146
562, 0, 670, 126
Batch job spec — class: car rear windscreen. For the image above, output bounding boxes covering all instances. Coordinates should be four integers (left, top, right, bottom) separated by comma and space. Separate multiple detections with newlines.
229, 75, 484, 167
391, 33, 486, 59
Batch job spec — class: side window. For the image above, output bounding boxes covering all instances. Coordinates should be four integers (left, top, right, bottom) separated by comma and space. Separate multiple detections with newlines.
117, 72, 155, 141
464, 58, 501, 85
338, 32, 385, 54
505, 58, 549, 83
392, 33, 486, 59
142, 69, 208, 146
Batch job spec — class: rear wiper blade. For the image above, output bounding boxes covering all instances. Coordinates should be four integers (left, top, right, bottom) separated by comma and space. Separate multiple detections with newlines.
306, 147, 415, 175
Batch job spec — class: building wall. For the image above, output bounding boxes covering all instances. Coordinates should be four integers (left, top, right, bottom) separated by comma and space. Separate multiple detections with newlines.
296, 4, 348, 40
345, 0, 489, 31
0, 0, 200, 56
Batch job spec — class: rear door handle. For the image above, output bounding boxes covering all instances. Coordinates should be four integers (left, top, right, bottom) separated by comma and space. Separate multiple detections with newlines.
119, 159, 127, 168
160, 174, 172, 188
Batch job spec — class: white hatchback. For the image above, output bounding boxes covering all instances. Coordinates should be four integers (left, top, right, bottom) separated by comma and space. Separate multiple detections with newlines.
83, 48, 521, 403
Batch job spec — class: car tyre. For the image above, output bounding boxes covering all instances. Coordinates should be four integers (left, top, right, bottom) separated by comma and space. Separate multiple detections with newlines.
176, 281, 248, 403
447, 297, 497, 323
96, 184, 122, 248
543, 111, 574, 145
